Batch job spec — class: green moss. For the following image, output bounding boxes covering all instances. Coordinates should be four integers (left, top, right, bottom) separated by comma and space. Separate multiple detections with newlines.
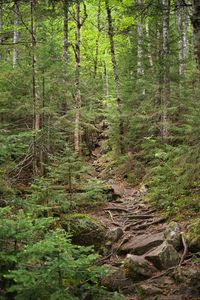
62, 213, 106, 250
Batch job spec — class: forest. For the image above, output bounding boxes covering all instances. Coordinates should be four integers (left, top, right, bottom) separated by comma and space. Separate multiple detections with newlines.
0, 0, 200, 299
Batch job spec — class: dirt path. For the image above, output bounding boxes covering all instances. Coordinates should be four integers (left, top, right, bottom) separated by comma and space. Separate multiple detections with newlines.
89, 178, 200, 299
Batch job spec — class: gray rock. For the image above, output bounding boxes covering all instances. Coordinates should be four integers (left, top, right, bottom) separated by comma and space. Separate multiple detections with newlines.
145, 241, 180, 270
124, 254, 157, 281
101, 266, 133, 292
164, 222, 182, 250
61, 213, 106, 250
135, 283, 163, 298
107, 227, 123, 243
188, 235, 200, 253
120, 232, 164, 255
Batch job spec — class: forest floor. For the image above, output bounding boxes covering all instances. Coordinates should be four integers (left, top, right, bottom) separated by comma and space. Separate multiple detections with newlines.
87, 154, 200, 300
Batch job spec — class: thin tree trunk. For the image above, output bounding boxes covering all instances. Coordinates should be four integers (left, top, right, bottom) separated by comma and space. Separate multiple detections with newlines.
137, 0, 144, 76
105, 0, 120, 106
31, 0, 42, 175
192, 0, 200, 70
105, 0, 123, 153
146, 22, 153, 67
0, 4, 2, 61
13, 0, 20, 67
94, 0, 101, 78
74, 2, 81, 154
63, 0, 69, 63
162, 0, 170, 139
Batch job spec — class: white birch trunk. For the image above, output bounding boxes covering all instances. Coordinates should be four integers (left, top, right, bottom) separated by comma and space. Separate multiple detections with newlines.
146, 22, 153, 67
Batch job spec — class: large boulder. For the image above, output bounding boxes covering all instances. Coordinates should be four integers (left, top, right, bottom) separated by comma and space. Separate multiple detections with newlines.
145, 241, 180, 270
120, 232, 164, 255
124, 254, 157, 281
101, 266, 133, 292
61, 213, 106, 250
164, 222, 182, 250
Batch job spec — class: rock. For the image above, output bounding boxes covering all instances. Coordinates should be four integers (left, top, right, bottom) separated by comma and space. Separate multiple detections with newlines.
174, 266, 200, 297
164, 222, 182, 250
61, 213, 106, 250
135, 283, 163, 299
145, 241, 180, 270
124, 254, 157, 281
101, 266, 133, 292
107, 227, 123, 243
120, 232, 164, 255
188, 235, 200, 253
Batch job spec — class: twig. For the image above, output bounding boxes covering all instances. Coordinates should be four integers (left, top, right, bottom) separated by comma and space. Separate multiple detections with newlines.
179, 232, 188, 266
106, 210, 113, 221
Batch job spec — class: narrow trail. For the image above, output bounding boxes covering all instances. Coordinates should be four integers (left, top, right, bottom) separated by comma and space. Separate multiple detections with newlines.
90, 179, 199, 299
87, 145, 200, 299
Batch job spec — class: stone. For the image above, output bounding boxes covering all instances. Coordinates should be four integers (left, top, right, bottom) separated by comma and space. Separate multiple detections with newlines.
164, 222, 182, 250
101, 266, 133, 292
188, 235, 200, 253
124, 254, 157, 281
135, 283, 163, 299
61, 213, 106, 250
107, 227, 123, 243
120, 232, 164, 255
145, 241, 180, 270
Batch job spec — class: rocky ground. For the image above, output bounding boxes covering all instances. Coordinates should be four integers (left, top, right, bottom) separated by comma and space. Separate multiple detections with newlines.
88, 179, 200, 300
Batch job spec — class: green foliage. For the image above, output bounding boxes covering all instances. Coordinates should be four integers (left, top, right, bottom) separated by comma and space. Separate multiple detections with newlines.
7, 229, 108, 300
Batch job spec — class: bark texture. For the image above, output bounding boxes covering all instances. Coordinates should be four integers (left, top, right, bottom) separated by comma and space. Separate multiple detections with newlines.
13, 0, 20, 67
63, 0, 69, 63
162, 0, 170, 139
192, 0, 200, 70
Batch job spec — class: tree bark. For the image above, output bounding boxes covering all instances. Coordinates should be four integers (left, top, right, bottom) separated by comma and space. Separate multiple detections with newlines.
162, 0, 170, 139
137, 0, 144, 76
0, 4, 2, 61
74, 1, 87, 153
105, 0, 123, 153
31, 0, 42, 175
94, 0, 101, 78
63, 0, 69, 63
13, 0, 20, 67
192, 0, 200, 70
177, 0, 188, 76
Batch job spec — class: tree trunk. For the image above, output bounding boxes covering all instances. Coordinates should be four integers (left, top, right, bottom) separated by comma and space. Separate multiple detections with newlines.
13, 0, 20, 67
0, 4, 2, 61
137, 0, 144, 76
105, 0, 123, 153
31, 0, 42, 175
63, 0, 69, 63
94, 0, 101, 78
146, 22, 153, 67
162, 0, 170, 139
192, 0, 200, 70
177, 0, 188, 77
74, 2, 81, 154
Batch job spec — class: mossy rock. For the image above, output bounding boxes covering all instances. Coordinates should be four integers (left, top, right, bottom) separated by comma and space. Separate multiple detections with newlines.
61, 213, 106, 250
187, 219, 200, 253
